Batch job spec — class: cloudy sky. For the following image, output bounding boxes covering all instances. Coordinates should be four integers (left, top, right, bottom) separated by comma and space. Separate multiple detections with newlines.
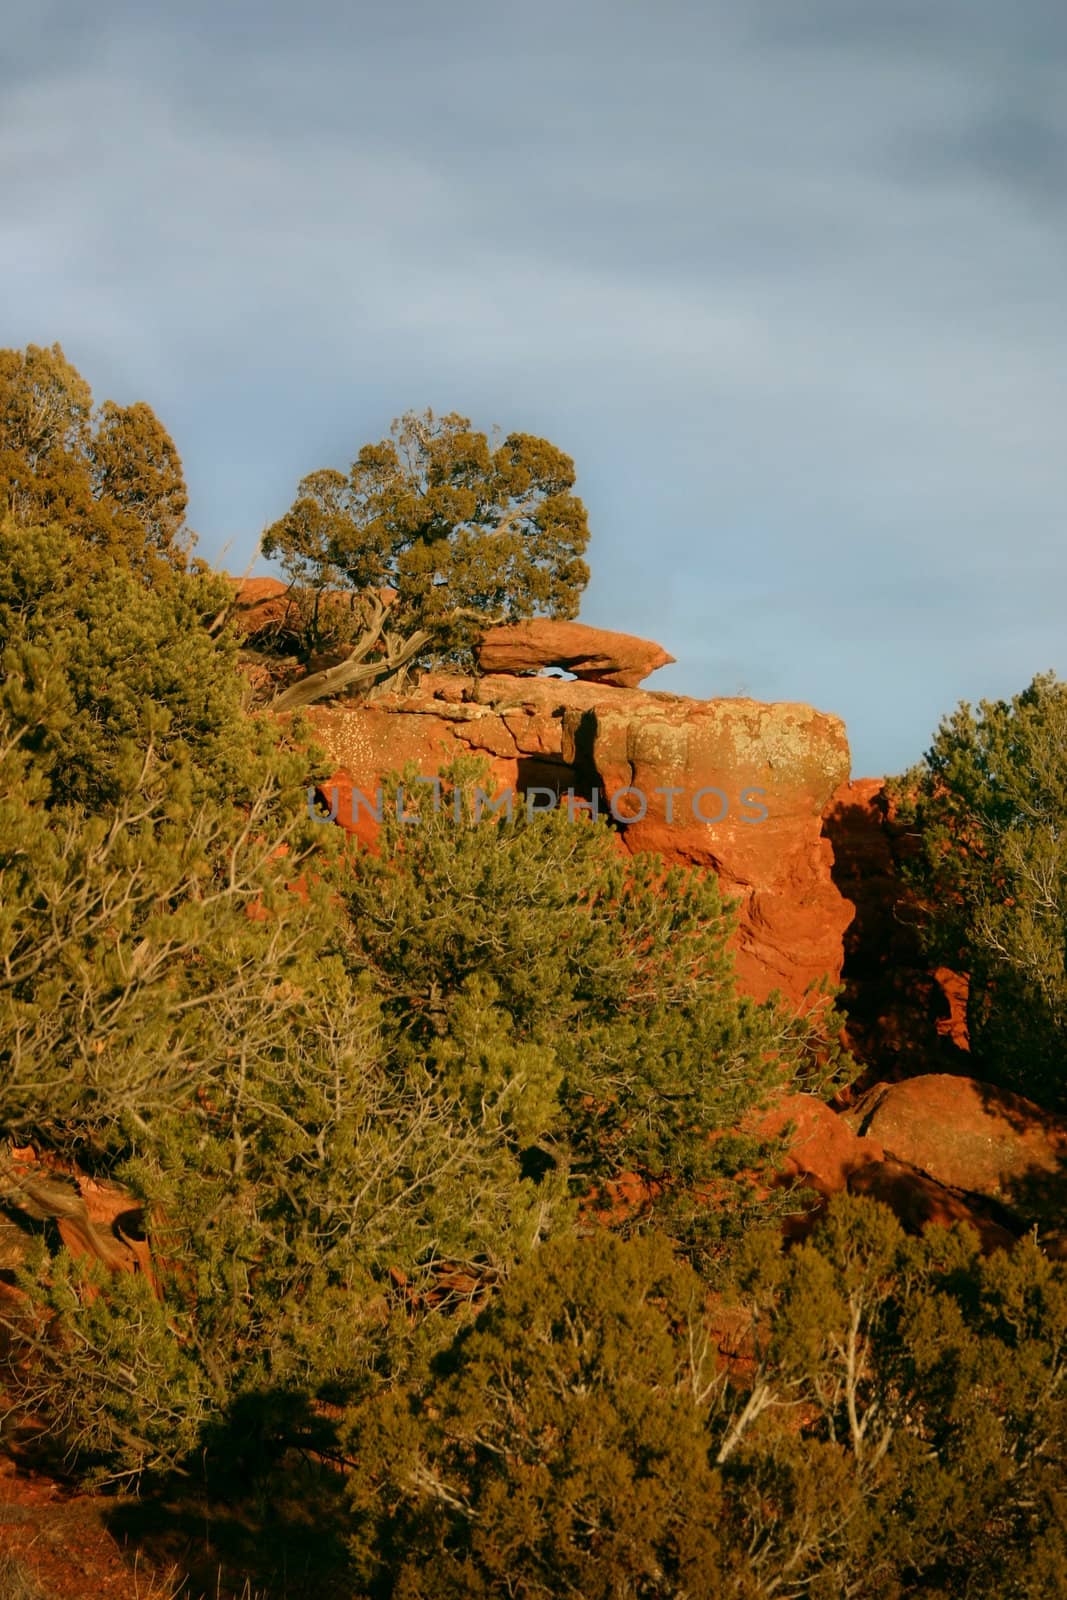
3, 0, 1064, 774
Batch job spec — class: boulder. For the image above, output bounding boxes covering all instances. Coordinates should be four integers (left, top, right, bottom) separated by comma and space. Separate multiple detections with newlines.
570, 695, 851, 1002
477, 618, 675, 688
846, 1158, 1018, 1253
845, 1074, 1067, 1238
750, 1087, 1021, 1252
752, 1090, 883, 1197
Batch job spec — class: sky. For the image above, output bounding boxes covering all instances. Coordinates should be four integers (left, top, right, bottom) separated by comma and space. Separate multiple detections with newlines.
2, 0, 1064, 776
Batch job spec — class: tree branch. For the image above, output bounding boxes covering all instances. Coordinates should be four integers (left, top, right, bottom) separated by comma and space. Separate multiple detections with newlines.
269, 608, 430, 711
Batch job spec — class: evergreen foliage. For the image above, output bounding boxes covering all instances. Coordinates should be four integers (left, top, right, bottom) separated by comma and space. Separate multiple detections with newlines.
2, 362, 1064, 1598
344, 1198, 1067, 1599
336, 761, 851, 1269
345, 1229, 725, 1598
0, 344, 192, 577
262, 408, 591, 666
891, 671, 1067, 1106
0, 518, 273, 810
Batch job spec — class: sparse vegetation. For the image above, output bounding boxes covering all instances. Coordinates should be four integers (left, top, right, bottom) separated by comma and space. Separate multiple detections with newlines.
0, 1553, 40, 1600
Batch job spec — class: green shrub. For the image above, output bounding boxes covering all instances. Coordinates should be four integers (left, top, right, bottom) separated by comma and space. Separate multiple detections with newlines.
343, 1197, 1067, 1599
722, 1195, 1067, 1598
0, 518, 288, 811
344, 1230, 725, 1598
337, 759, 852, 1270
891, 671, 1067, 1106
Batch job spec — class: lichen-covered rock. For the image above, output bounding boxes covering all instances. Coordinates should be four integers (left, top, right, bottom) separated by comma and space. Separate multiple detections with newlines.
749, 1087, 1021, 1253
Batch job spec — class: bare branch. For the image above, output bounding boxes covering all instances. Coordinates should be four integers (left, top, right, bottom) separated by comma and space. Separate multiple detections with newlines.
270, 604, 430, 711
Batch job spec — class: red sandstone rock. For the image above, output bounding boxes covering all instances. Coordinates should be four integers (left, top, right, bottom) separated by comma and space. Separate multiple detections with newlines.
227, 575, 294, 635
752, 1091, 883, 1196
932, 967, 970, 1050
565, 695, 852, 1003
750, 1087, 1021, 1252
1, 1150, 152, 1279
845, 1074, 1067, 1210
478, 618, 675, 688
303, 676, 852, 1007
57, 1178, 154, 1281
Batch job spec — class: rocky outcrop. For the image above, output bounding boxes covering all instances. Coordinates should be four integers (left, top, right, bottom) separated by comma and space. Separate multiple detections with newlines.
230, 581, 852, 1010
304, 672, 852, 1006
750, 1075, 1067, 1255
477, 618, 675, 688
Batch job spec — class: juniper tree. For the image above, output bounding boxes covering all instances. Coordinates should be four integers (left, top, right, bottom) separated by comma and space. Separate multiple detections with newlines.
0, 343, 192, 576
262, 407, 591, 679
344, 1230, 725, 1599
891, 671, 1067, 1107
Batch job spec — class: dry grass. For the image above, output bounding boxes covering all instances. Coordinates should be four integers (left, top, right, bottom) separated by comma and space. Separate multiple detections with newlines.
128, 1559, 270, 1600
0, 1552, 41, 1600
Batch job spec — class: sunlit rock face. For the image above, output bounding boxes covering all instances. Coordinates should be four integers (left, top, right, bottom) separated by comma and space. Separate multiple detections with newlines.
477, 617, 675, 688
303, 671, 852, 1008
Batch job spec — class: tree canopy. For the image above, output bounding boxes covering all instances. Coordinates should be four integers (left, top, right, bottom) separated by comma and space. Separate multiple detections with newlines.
0, 342, 193, 577
261, 407, 591, 668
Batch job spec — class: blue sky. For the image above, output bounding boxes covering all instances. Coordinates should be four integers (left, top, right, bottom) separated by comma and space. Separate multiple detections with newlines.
3, 0, 1064, 775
